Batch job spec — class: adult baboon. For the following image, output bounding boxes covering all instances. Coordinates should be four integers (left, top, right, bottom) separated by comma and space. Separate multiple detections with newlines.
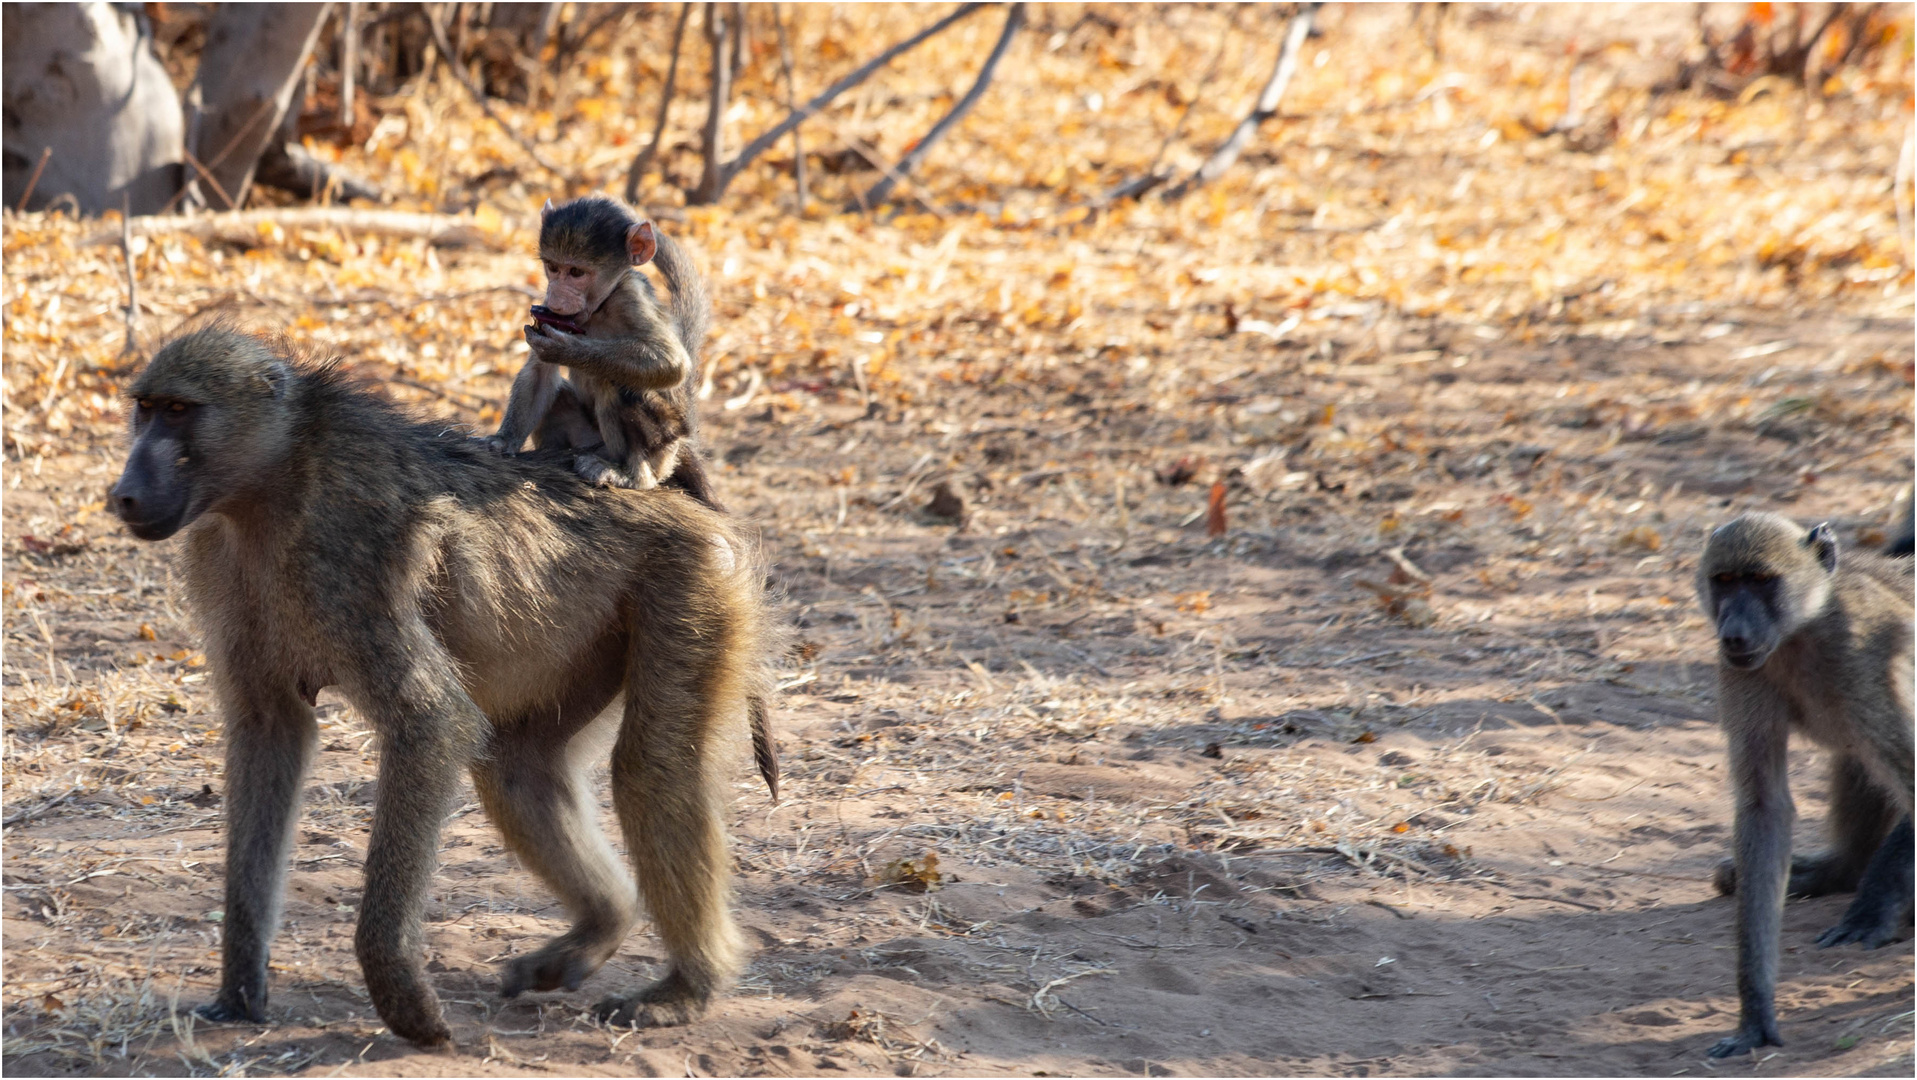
108, 327, 771, 1046
1695, 513, 1914, 1058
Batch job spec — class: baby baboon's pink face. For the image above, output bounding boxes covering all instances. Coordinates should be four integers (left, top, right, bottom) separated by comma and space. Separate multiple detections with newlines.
541, 258, 598, 319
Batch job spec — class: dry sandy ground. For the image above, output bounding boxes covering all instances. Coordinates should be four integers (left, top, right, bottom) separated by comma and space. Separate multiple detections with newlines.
4, 306, 1912, 1078
4, 4, 1914, 1073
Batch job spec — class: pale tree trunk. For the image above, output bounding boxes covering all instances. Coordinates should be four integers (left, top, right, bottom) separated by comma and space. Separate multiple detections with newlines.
184, 3, 333, 210
2, 2, 184, 214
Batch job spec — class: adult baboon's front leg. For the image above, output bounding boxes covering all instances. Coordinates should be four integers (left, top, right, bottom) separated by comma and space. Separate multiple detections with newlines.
198, 682, 317, 1024
353, 672, 483, 1048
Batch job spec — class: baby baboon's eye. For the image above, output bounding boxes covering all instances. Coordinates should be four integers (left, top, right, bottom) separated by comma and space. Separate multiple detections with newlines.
568, 266, 587, 279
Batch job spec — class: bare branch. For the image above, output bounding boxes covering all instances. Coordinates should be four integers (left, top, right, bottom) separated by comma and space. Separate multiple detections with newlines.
626, 3, 694, 204
424, 2, 567, 180
773, 2, 807, 211
692, 2, 736, 205
120, 194, 140, 357
1101, 6, 1240, 204
859, 2, 1025, 210
697, 2, 988, 206
1163, 2, 1319, 202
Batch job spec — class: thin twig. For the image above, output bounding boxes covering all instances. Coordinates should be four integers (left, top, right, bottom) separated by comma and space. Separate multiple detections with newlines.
773, 3, 807, 211
2, 784, 82, 828
1101, 6, 1239, 204
810, 114, 946, 219
693, 2, 735, 203
1164, 2, 1320, 201
182, 150, 237, 212
626, 3, 692, 204
859, 3, 1025, 209
14, 146, 51, 213
424, 2, 567, 179
708, 2, 988, 204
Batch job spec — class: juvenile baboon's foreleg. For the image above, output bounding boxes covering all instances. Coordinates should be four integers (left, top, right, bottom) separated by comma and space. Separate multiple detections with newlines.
473, 718, 638, 998
198, 680, 317, 1024
1710, 688, 1794, 1059
594, 621, 744, 1028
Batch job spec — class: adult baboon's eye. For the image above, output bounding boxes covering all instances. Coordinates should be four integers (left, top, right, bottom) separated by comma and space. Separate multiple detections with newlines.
1751, 572, 1777, 584
136, 398, 155, 412
1713, 572, 1735, 584
168, 402, 188, 413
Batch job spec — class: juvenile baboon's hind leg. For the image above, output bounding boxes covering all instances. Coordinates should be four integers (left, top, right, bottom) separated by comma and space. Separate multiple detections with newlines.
1816, 815, 1914, 949
594, 608, 746, 1028
1714, 753, 1899, 898
474, 708, 639, 999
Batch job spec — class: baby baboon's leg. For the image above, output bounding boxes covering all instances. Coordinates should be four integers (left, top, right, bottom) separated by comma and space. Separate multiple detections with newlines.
1816, 815, 1913, 948
473, 717, 638, 998
594, 615, 744, 1028
198, 680, 318, 1024
532, 381, 604, 455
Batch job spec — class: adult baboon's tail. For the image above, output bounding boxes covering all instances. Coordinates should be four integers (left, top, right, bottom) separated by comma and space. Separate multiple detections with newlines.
748, 694, 780, 802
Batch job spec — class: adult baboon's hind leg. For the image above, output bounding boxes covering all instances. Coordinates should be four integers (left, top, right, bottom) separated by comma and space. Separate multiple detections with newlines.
473, 714, 639, 999
1816, 815, 1914, 949
594, 617, 746, 1028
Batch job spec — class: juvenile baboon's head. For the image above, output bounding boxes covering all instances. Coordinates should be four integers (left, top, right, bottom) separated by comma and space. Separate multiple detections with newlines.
1696, 512, 1838, 670
110, 326, 298, 541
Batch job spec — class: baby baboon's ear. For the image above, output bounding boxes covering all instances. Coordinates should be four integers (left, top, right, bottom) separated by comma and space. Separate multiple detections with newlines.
626, 221, 657, 266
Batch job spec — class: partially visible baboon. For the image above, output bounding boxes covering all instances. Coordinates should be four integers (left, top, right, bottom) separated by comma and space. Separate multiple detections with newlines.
488, 195, 716, 504
109, 327, 773, 1046
1695, 513, 1914, 1058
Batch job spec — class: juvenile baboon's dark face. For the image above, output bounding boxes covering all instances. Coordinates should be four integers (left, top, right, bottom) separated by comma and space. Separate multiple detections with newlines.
1696, 514, 1838, 670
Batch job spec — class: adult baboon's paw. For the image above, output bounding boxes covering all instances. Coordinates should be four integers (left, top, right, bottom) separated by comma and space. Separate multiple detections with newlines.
591, 972, 709, 1029
500, 946, 599, 998
480, 435, 515, 456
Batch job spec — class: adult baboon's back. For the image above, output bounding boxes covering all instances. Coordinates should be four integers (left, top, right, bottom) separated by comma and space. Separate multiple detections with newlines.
109, 326, 769, 1045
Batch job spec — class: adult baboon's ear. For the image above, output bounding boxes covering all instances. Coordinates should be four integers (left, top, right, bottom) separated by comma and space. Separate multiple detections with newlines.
542, 198, 557, 220
255, 361, 293, 398
626, 221, 657, 266
1806, 522, 1838, 573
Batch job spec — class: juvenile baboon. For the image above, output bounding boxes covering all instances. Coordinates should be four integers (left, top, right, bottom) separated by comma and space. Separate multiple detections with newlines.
487, 195, 717, 505
109, 327, 774, 1046
1695, 513, 1914, 1058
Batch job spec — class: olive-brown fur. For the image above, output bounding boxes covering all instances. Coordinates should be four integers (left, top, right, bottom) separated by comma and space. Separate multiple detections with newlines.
111, 327, 769, 1047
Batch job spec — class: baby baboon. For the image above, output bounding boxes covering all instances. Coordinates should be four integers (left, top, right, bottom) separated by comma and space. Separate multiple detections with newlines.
488, 195, 717, 505
1695, 513, 1914, 1058
110, 327, 773, 1047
